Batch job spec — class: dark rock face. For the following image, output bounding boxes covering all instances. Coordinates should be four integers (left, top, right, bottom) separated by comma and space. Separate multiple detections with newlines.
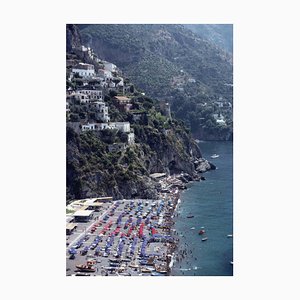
208, 162, 217, 170
194, 158, 216, 173
66, 24, 82, 52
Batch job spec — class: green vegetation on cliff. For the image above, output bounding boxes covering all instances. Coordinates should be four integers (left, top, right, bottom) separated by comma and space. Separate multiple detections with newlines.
78, 24, 233, 140
67, 93, 202, 202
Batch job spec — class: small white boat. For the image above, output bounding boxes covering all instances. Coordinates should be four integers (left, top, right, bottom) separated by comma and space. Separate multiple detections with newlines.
211, 154, 219, 159
227, 234, 233, 238
230, 261, 233, 265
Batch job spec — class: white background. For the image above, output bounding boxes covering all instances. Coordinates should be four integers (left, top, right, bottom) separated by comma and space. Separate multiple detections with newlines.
0, 0, 299, 299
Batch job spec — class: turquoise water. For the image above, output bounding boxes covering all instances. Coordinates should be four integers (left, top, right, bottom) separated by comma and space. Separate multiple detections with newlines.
171, 141, 233, 276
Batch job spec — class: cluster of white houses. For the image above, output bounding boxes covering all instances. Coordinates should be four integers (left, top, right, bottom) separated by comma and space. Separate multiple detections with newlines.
82, 121, 130, 133
71, 61, 119, 82
67, 52, 138, 148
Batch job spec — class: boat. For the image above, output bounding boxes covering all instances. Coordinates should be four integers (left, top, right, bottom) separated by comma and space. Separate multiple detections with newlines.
201, 237, 208, 241
210, 154, 219, 159
109, 258, 121, 263
151, 271, 167, 276
227, 234, 233, 238
230, 261, 233, 265
141, 267, 152, 273
155, 269, 168, 274
129, 262, 139, 268
187, 215, 194, 218
155, 265, 168, 274
198, 229, 205, 235
75, 264, 96, 272
75, 273, 91, 276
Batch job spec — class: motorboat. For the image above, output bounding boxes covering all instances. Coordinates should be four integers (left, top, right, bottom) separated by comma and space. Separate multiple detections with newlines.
227, 234, 233, 238
210, 154, 219, 159
110, 258, 121, 263
129, 262, 139, 268
198, 229, 205, 235
187, 215, 194, 218
75, 264, 96, 272
141, 268, 152, 273
201, 237, 208, 241
155, 265, 168, 274
151, 271, 167, 276
75, 273, 91, 276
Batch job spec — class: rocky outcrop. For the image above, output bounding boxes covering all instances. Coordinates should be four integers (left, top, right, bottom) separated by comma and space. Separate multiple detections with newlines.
66, 24, 82, 52
194, 158, 216, 173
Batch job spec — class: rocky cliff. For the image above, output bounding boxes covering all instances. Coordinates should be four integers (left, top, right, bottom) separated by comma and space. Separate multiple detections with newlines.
66, 114, 208, 202
66, 24, 82, 53
66, 25, 215, 203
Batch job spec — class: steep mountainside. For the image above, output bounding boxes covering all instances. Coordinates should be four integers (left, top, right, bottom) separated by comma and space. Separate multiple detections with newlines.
183, 24, 233, 54
66, 24, 82, 52
77, 24, 233, 140
67, 95, 205, 201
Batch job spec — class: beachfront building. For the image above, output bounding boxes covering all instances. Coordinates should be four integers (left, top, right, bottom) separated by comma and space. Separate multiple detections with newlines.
66, 223, 77, 235
73, 209, 94, 222
72, 63, 95, 78
81, 197, 113, 204
82, 199, 103, 212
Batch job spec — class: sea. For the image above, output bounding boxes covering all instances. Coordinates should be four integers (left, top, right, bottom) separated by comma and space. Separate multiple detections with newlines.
171, 141, 233, 276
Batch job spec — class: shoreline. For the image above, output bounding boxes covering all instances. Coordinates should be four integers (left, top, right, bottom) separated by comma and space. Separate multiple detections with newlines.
156, 158, 213, 275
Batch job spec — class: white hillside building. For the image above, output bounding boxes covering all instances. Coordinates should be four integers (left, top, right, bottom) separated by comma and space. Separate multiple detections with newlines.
103, 62, 117, 72
128, 132, 135, 145
89, 101, 110, 122
72, 63, 95, 78
77, 89, 103, 101
81, 122, 130, 133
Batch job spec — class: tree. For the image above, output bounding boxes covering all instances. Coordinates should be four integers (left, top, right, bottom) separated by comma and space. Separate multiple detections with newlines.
112, 78, 121, 86
69, 113, 80, 122
109, 90, 118, 97
119, 132, 128, 143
